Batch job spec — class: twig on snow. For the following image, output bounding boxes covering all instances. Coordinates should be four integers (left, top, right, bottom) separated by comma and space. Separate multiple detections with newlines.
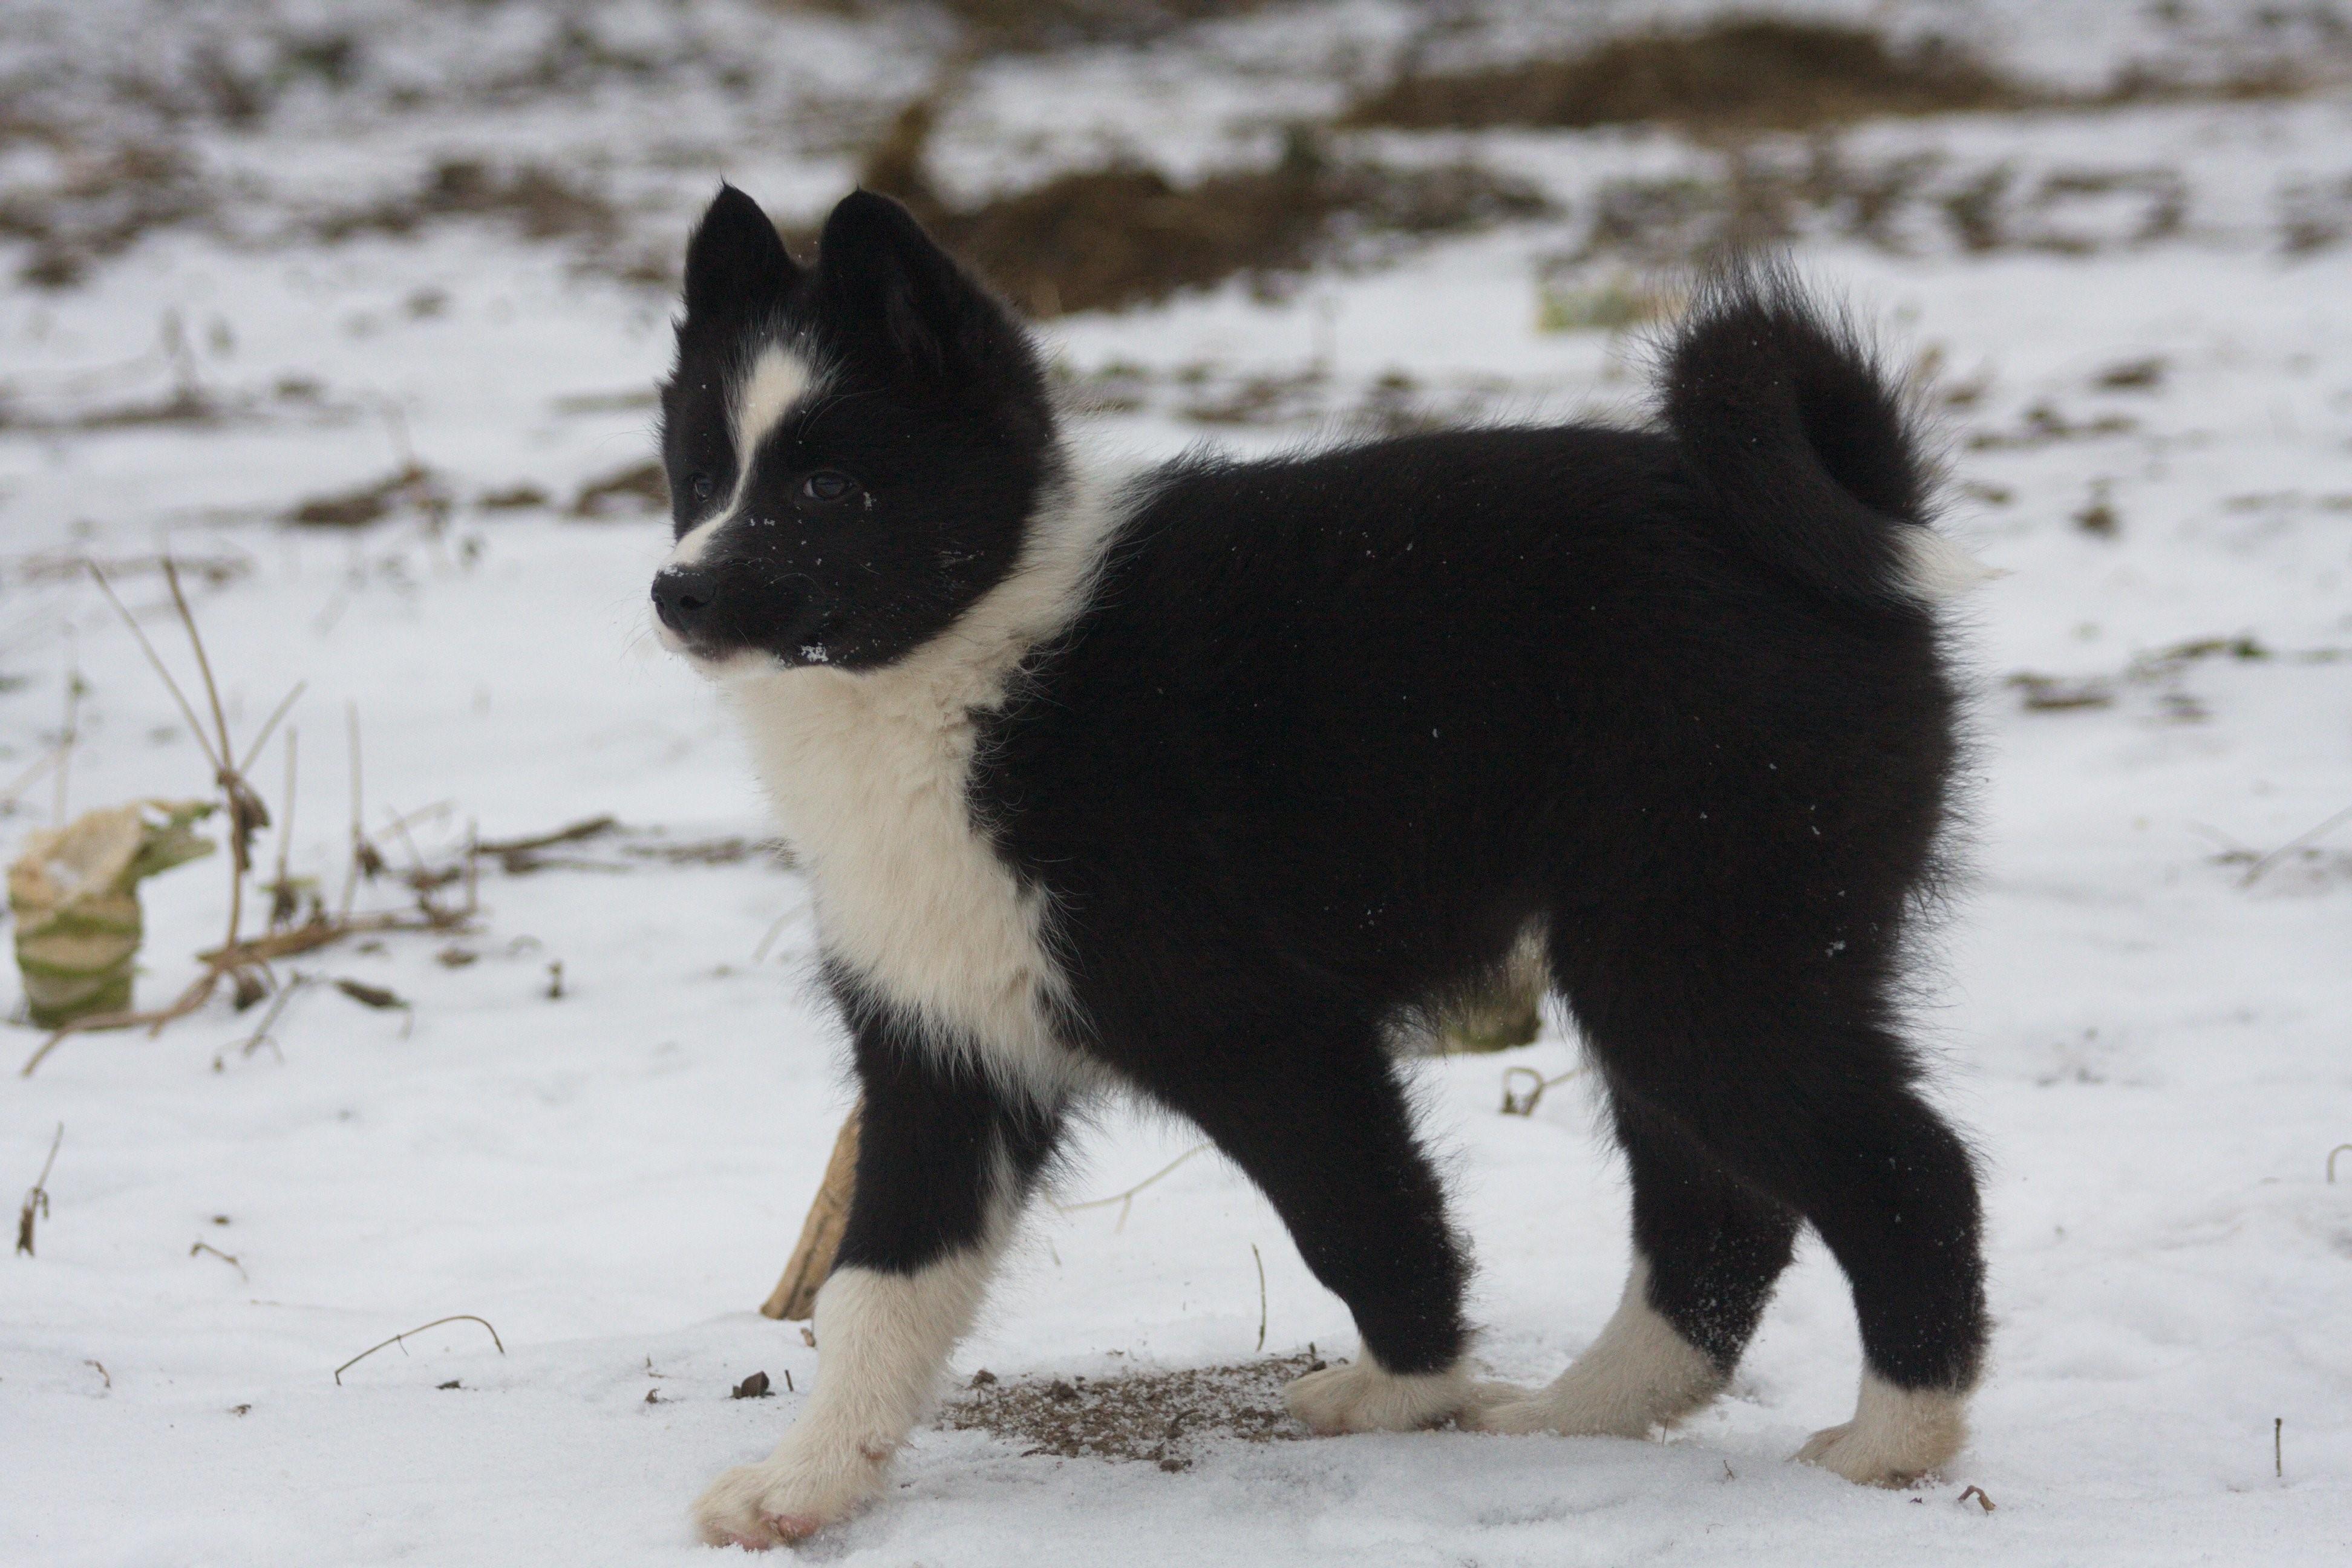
333, 1315, 506, 1385
2241, 802, 2352, 887
1500, 1063, 1585, 1116
1251, 1243, 1267, 1354
16, 1123, 64, 1256
1056, 1143, 1212, 1232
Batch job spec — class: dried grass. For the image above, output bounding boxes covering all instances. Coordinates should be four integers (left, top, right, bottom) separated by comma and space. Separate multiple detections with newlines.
846, 112, 1547, 318
938, 1354, 1321, 1468
1346, 20, 2027, 135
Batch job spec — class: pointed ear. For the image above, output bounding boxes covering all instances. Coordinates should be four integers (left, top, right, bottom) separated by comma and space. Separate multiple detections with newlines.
818, 189, 1015, 384
683, 184, 797, 319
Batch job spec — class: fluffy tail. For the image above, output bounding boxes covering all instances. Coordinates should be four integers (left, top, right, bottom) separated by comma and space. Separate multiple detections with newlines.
1659, 263, 1987, 606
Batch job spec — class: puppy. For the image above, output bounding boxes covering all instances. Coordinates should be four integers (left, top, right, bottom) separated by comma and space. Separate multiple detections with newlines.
651, 185, 1990, 1548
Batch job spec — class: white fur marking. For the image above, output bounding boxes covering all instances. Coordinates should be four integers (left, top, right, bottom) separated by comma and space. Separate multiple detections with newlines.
665, 512, 727, 570
691, 1249, 1005, 1545
1896, 528, 1999, 602
731, 345, 813, 486
1476, 1257, 1723, 1438
661, 343, 818, 576
716, 460, 1125, 1098
1285, 1348, 1478, 1434
1795, 1371, 1969, 1486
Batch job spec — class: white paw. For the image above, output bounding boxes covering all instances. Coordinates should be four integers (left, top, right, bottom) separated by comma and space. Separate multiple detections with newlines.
1793, 1375, 1967, 1488
1470, 1379, 1656, 1440
691, 1436, 890, 1550
1284, 1354, 1474, 1435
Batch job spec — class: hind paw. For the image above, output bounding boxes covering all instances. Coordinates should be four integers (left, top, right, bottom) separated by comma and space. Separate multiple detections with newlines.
1284, 1354, 1475, 1434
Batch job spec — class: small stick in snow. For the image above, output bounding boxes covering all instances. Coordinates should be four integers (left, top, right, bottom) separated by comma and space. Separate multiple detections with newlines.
1251, 1243, 1267, 1354
189, 1240, 247, 1280
86, 1359, 109, 1389
762, 1108, 863, 1321
1958, 1485, 1996, 1512
2326, 1144, 2352, 1183
2241, 802, 2352, 888
333, 1315, 506, 1385
1056, 1142, 1213, 1232
1500, 1063, 1585, 1117
16, 1123, 64, 1256
2275, 1417, 2283, 1480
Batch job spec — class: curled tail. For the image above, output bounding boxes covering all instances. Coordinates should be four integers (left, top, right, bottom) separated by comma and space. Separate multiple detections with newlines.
1660, 263, 1988, 606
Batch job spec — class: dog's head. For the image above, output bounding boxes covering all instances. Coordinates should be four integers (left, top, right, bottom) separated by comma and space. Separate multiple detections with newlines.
650, 186, 1056, 673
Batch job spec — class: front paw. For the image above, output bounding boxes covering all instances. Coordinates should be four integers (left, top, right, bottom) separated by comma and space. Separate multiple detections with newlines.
691, 1439, 889, 1549
1284, 1355, 1475, 1434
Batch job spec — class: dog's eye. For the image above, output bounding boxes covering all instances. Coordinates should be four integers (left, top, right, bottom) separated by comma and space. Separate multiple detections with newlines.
800, 470, 860, 507
689, 471, 716, 503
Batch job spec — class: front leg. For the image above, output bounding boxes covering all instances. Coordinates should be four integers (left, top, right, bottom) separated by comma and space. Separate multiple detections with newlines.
693, 1014, 1061, 1549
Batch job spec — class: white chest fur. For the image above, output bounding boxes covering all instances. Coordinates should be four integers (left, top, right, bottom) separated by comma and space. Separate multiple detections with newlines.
726, 652, 1071, 1091
713, 467, 1120, 1099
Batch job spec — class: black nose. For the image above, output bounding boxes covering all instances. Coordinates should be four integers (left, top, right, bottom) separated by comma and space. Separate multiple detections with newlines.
652, 565, 717, 636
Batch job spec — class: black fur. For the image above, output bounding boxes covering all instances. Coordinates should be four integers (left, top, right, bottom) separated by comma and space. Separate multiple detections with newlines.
658, 188, 1987, 1405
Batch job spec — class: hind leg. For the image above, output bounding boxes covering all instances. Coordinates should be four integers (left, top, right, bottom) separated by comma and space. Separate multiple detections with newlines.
1555, 953, 1987, 1483
1141, 1014, 1477, 1434
1481, 1088, 1798, 1437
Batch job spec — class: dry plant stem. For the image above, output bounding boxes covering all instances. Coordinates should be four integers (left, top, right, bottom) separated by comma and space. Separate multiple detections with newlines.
2242, 802, 2352, 887
333, 1315, 505, 1385
16, 1123, 64, 1256
2326, 1143, 2352, 1183
1251, 1243, 1267, 1354
21, 866, 477, 1076
339, 702, 363, 921
189, 1239, 246, 1279
1056, 1143, 1214, 1231
87, 564, 223, 773
220, 975, 310, 1068
1500, 1063, 1586, 1116
761, 1107, 863, 1321
162, 558, 246, 952
1, 748, 63, 814
54, 626, 79, 825
238, 681, 306, 777
475, 815, 618, 856
270, 729, 297, 921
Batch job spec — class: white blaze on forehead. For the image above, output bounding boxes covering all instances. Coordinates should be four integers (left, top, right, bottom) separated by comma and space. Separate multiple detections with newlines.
731, 342, 815, 474
665, 341, 818, 572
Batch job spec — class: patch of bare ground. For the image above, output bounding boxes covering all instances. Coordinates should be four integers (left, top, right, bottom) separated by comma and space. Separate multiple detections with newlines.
786, 1, 1276, 53
1344, 17, 2326, 134
0, 134, 213, 289
840, 103, 1547, 318
318, 159, 619, 246
937, 1353, 1321, 1469
1537, 142, 2202, 273
1346, 19, 2027, 134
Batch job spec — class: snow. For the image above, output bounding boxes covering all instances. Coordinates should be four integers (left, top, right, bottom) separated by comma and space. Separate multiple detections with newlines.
4, 4, 2348, 1564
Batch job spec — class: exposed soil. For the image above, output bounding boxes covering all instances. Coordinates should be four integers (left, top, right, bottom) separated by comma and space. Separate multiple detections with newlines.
936, 1353, 1323, 1469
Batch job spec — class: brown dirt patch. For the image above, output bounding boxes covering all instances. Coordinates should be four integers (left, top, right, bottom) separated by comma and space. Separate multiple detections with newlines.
936, 1353, 1322, 1469
1344, 19, 2028, 134
844, 108, 1547, 318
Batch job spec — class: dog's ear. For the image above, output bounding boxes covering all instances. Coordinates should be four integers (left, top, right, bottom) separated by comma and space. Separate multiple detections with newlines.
684, 184, 797, 319
818, 189, 1019, 387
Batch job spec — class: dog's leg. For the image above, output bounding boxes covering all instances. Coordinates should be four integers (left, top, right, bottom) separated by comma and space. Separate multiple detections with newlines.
1558, 973, 1987, 1483
692, 1029, 1061, 1548
1151, 1021, 1477, 1434
1480, 1091, 1797, 1437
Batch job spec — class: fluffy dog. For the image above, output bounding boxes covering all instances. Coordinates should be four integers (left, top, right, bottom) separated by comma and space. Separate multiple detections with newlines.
650, 185, 1990, 1548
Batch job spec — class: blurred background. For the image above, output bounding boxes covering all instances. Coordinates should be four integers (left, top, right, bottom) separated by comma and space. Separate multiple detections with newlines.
2, 5, 2348, 1566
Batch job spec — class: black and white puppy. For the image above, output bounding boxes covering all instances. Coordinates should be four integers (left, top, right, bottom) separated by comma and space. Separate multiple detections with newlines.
652, 185, 1992, 1549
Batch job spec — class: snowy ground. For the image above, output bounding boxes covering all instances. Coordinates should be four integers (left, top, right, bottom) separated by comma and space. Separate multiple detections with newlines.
4, 4, 2350, 1564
